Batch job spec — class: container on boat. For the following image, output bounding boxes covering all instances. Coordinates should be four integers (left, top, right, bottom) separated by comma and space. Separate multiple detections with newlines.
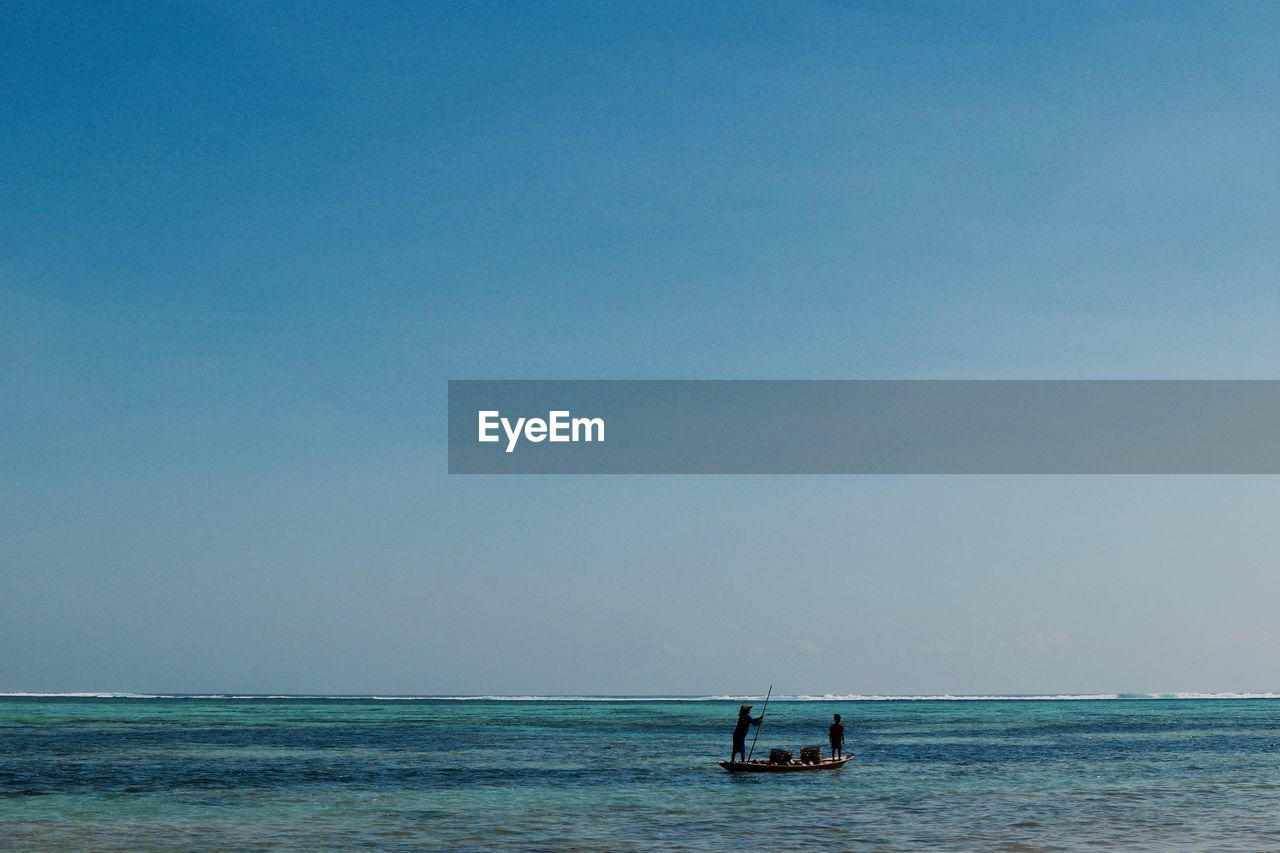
800, 746, 822, 764
768, 748, 793, 765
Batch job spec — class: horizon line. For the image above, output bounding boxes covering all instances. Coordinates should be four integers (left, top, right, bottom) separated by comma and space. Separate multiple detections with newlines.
5, 691, 1280, 702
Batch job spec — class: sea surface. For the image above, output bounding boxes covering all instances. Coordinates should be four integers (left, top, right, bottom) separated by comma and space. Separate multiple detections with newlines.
4, 694, 1280, 850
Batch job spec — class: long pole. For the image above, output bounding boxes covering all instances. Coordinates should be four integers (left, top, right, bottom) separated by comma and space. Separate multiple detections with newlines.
746, 684, 772, 762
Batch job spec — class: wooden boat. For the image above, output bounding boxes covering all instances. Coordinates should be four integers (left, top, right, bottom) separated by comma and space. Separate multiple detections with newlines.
718, 755, 854, 773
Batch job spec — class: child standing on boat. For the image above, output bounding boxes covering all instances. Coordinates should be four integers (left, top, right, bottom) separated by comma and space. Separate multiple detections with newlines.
829, 714, 845, 759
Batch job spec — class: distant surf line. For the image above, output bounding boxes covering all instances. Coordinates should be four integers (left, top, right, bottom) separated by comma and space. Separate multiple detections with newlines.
5, 692, 1280, 701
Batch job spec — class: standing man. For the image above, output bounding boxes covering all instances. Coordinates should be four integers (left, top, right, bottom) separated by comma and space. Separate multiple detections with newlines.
829, 713, 846, 760
731, 704, 763, 763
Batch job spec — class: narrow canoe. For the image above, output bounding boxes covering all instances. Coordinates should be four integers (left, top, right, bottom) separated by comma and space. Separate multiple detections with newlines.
718, 755, 854, 773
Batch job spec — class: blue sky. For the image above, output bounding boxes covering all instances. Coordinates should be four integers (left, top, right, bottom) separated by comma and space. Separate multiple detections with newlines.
3, 1, 1279, 694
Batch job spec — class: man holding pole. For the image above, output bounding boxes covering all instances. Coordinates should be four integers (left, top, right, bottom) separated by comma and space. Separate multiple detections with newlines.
730, 704, 763, 763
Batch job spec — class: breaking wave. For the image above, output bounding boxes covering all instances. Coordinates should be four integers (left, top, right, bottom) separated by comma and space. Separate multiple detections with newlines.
5, 692, 1280, 701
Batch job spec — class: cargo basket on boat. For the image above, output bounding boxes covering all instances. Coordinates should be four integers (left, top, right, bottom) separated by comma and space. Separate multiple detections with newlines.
768, 748, 793, 765
800, 746, 822, 764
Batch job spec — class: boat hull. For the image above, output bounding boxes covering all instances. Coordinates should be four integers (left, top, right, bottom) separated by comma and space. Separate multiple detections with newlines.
718, 755, 854, 773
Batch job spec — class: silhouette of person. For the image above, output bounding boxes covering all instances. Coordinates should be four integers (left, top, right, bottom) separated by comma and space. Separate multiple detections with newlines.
731, 704, 763, 763
829, 713, 845, 759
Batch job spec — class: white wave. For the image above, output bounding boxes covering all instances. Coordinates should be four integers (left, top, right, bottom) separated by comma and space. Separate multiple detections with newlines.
1130, 692, 1280, 700
0, 692, 158, 698
781, 694, 1126, 701
5, 692, 1280, 701
415, 693, 1280, 702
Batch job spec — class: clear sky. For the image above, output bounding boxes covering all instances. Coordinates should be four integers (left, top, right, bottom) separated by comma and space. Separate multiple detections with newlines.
3, 1, 1279, 695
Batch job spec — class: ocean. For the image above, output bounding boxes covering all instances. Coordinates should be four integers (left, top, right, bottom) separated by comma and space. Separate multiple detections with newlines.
4, 695, 1280, 849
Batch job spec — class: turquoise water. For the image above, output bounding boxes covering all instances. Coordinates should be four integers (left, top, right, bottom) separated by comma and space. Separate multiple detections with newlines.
4, 696, 1280, 849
